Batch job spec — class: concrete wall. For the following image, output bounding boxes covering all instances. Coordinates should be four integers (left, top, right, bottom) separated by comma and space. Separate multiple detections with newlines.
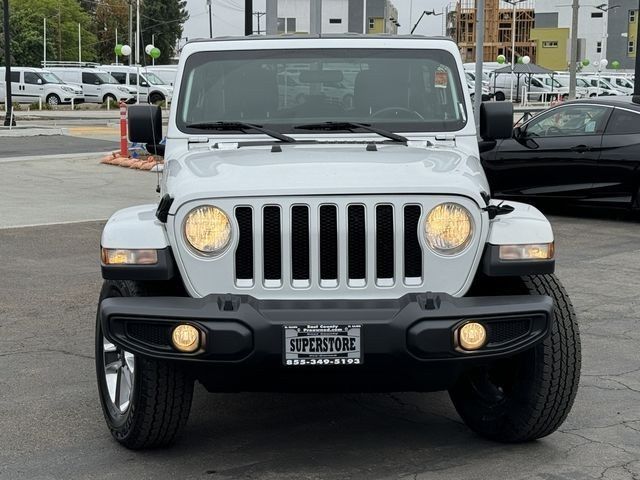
607, 0, 637, 70
322, 0, 349, 33
534, 12, 558, 29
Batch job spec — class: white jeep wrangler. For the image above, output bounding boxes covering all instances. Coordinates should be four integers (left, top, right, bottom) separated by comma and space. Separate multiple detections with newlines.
97, 35, 580, 449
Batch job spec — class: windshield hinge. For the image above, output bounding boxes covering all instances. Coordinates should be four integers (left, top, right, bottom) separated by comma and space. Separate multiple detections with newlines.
188, 136, 210, 144
434, 134, 456, 143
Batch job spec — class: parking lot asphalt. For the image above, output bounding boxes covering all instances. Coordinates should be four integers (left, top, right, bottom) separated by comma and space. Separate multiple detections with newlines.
0, 208, 639, 480
0, 135, 118, 159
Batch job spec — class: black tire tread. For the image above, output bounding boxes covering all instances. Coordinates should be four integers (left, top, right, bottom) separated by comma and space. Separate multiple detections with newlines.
98, 280, 194, 449
450, 274, 581, 442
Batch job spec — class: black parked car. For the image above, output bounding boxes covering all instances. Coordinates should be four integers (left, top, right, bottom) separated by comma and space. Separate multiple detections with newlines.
480, 97, 640, 209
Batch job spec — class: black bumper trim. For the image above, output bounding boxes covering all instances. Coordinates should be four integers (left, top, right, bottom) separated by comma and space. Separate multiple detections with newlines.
100, 247, 176, 281
482, 244, 555, 277
100, 292, 554, 365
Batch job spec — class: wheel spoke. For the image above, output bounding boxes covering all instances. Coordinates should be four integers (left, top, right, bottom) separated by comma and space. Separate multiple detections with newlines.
103, 340, 117, 353
124, 351, 135, 373
114, 365, 123, 409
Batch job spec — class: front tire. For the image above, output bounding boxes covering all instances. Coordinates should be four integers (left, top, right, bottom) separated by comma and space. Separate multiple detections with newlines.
148, 92, 164, 105
96, 280, 194, 449
47, 94, 60, 106
450, 274, 581, 442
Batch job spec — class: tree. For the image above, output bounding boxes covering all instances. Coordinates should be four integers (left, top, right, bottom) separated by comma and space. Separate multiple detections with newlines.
1, 0, 97, 67
140, 0, 188, 64
94, 0, 130, 64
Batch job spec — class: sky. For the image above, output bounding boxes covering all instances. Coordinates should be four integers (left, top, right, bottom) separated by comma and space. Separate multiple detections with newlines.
183, 0, 451, 41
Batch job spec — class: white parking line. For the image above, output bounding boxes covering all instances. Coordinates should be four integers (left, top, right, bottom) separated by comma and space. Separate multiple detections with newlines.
0, 218, 108, 230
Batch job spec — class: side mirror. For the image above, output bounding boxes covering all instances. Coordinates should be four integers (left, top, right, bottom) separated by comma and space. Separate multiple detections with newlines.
37, 79, 43, 85
479, 102, 513, 141
140, 81, 149, 87
128, 105, 163, 145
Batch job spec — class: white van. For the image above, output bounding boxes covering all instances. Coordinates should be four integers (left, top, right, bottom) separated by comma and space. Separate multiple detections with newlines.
99, 65, 173, 104
488, 71, 567, 102
600, 75, 634, 94
144, 65, 178, 86
579, 76, 623, 96
47, 67, 137, 104
0, 67, 84, 105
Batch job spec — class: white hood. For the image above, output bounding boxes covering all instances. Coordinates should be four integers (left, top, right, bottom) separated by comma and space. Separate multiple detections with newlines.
164, 143, 489, 209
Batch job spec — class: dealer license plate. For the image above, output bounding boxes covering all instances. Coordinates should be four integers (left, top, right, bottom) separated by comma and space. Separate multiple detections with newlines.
283, 325, 362, 366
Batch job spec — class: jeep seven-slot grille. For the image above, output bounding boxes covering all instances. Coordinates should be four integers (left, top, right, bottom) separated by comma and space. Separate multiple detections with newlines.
234, 202, 424, 288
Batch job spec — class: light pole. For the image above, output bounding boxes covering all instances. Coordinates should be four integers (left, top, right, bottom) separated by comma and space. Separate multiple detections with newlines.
3, 0, 14, 126
411, 10, 442, 35
633, 0, 640, 103
503, 0, 527, 102
207, 0, 213, 38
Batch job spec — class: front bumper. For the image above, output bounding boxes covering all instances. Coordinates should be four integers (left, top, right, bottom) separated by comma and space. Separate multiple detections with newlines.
101, 292, 553, 390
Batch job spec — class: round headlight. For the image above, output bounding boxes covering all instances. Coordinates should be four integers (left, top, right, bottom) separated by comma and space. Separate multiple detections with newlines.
184, 205, 232, 255
424, 203, 474, 255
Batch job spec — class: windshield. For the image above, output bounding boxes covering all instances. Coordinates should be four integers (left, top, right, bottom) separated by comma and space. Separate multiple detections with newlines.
40, 72, 63, 84
577, 78, 590, 88
177, 48, 467, 134
143, 72, 166, 85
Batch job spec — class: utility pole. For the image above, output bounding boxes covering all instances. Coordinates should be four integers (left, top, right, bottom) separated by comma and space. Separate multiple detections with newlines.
135, 0, 140, 103
245, 0, 253, 35
3, 0, 15, 126
207, 0, 213, 38
129, 1, 133, 66
78, 23, 82, 63
633, 0, 640, 103
43, 18, 47, 67
474, 0, 484, 130
568, 0, 579, 99
253, 12, 266, 34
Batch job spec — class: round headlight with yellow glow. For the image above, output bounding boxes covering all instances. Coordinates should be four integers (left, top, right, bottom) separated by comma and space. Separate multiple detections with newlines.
184, 205, 232, 255
424, 203, 474, 255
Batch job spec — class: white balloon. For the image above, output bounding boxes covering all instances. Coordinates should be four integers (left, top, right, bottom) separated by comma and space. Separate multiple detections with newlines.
600, 58, 609, 68
522, 55, 531, 65
145, 44, 154, 55
121, 44, 132, 56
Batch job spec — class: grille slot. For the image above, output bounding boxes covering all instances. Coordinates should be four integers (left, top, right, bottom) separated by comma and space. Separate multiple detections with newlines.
376, 205, 394, 282
319, 205, 338, 282
291, 205, 310, 281
263, 206, 282, 282
347, 205, 366, 282
488, 319, 531, 344
404, 205, 423, 281
126, 322, 171, 348
235, 207, 253, 281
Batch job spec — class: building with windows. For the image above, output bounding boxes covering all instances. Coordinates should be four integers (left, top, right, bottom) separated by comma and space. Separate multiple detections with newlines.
446, 0, 536, 64
534, 0, 637, 70
265, 0, 399, 35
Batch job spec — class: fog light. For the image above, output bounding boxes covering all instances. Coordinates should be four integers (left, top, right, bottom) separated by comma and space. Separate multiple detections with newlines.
459, 322, 487, 351
171, 324, 200, 353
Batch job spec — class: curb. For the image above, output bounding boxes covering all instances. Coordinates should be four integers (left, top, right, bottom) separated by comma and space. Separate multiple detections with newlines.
0, 151, 112, 164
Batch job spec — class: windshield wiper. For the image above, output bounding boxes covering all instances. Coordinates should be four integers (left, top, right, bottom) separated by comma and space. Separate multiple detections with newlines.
185, 121, 296, 143
294, 121, 408, 143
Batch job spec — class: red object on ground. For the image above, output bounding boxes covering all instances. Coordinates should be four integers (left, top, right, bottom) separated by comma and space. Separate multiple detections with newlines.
119, 101, 128, 158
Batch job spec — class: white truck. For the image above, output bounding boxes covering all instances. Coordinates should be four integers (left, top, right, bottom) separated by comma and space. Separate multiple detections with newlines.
97, 35, 581, 449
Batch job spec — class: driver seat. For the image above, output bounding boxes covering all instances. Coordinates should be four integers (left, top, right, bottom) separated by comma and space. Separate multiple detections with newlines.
354, 68, 409, 116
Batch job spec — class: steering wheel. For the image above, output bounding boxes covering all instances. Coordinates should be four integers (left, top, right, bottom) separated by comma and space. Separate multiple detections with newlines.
545, 126, 562, 136
371, 107, 425, 120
